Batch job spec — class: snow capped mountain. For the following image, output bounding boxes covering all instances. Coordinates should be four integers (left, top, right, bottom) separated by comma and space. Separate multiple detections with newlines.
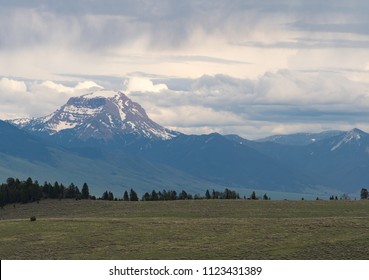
10, 90, 177, 142
329, 128, 369, 152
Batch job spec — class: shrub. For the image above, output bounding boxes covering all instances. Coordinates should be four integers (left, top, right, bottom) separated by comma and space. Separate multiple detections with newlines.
30, 216, 36, 222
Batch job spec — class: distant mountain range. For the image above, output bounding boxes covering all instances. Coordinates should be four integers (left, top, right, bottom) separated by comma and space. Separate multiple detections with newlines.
2, 89, 369, 198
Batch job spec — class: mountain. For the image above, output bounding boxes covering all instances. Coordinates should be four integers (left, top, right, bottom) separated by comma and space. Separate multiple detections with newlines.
256, 130, 345, 146
327, 128, 369, 152
10, 90, 177, 145
235, 128, 369, 194
302, 128, 369, 192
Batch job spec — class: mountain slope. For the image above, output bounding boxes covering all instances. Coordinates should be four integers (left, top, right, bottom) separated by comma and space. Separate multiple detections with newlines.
0, 121, 218, 195
139, 133, 309, 192
0, 120, 54, 163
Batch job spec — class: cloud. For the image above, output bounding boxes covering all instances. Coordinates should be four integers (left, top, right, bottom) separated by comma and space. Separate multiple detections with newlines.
2, 1, 369, 52
2, 1, 369, 81
149, 105, 244, 128
75, 81, 104, 90
127, 71, 369, 138
0, 77, 103, 119
125, 77, 168, 93
38, 81, 75, 94
0, 77, 27, 93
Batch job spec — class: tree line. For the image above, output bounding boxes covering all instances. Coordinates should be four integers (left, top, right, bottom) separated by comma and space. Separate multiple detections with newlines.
101, 188, 268, 202
0, 177, 268, 207
0, 177, 91, 207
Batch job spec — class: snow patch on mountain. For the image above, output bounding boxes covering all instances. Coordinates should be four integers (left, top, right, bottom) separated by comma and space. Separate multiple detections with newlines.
330, 129, 365, 151
83, 90, 118, 99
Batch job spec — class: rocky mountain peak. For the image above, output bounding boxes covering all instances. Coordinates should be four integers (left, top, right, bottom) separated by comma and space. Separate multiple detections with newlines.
330, 128, 368, 152
10, 90, 177, 142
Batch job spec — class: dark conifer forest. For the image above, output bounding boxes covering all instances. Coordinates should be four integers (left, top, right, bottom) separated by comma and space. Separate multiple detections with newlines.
0, 177, 266, 207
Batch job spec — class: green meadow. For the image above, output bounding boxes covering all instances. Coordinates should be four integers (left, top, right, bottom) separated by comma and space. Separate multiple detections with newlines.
1, 199, 369, 259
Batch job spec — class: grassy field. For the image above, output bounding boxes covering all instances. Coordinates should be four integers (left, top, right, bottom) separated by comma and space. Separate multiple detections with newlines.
1, 199, 369, 259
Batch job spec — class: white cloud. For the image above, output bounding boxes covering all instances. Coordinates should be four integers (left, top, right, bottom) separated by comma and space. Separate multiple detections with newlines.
125, 77, 168, 93
75, 81, 103, 90
0, 77, 27, 93
38, 81, 75, 94
149, 105, 244, 128
0, 77, 104, 119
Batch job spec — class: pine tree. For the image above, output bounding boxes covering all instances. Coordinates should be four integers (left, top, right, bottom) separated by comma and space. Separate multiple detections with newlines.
102, 191, 109, 200
205, 189, 211, 199
179, 190, 188, 200
142, 192, 151, 201
129, 188, 138, 201
360, 188, 368, 199
81, 183, 90, 199
251, 191, 256, 200
108, 191, 114, 201
151, 190, 158, 201
123, 190, 129, 201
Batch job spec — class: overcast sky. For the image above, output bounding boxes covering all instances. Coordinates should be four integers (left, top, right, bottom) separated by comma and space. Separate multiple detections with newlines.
1, 0, 369, 139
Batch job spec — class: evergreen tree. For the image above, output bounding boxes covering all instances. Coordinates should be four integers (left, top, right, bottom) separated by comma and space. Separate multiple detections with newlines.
212, 189, 217, 199
142, 192, 151, 201
251, 191, 257, 200
169, 190, 177, 200
123, 190, 129, 201
151, 190, 158, 201
360, 188, 368, 199
162, 189, 168, 200
129, 188, 139, 201
205, 189, 211, 199
81, 183, 90, 199
52, 181, 60, 199
179, 190, 188, 200
20, 184, 29, 204
102, 190, 109, 200
65, 183, 77, 198
158, 191, 163, 200
108, 191, 114, 201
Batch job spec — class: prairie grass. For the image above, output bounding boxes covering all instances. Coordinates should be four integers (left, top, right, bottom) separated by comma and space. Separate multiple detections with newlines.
1, 199, 369, 259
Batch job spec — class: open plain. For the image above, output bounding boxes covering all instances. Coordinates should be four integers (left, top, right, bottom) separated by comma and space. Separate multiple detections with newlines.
1, 199, 369, 259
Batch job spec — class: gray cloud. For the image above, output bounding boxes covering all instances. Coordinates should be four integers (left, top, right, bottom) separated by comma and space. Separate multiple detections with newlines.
2, 1, 369, 51
236, 38, 369, 49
